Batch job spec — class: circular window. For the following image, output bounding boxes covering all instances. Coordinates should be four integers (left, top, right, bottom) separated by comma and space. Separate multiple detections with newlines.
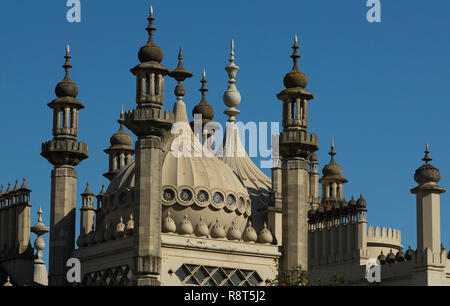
163, 189, 175, 202
226, 194, 236, 207
212, 192, 224, 205
197, 190, 209, 203
180, 189, 193, 202
238, 197, 245, 209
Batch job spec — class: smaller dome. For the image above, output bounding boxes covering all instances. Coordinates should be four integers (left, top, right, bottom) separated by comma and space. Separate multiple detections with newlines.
138, 43, 163, 63
348, 196, 357, 208
258, 223, 273, 244
414, 144, 441, 185
162, 212, 176, 233
414, 164, 440, 185
211, 218, 226, 239
405, 246, 414, 261
378, 251, 386, 265
110, 125, 133, 147
395, 250, 405, 262
356, 194, 367, 209
309, 153, 318, 162
227, 220, 242, 241
386, 249, 396, 264
178, 213, 193, 235
55, 79, 78, 98
195, 216, 210, 237
193, 103, 214, 121
243, 221, 257, 242
322, 162, 343, 177
283, 70, 308, 89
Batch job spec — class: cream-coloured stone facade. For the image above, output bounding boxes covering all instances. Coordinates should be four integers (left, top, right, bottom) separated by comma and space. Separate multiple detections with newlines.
0, 4, 448, 286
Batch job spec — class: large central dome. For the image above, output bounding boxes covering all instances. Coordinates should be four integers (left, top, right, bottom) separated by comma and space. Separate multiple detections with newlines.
104, 100, 251, 237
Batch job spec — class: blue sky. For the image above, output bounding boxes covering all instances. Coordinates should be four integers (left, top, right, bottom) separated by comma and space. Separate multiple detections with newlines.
0, 0, 449, 266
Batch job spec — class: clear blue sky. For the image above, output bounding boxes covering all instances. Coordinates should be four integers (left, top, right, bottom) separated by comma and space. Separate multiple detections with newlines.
0, 0, 449, 266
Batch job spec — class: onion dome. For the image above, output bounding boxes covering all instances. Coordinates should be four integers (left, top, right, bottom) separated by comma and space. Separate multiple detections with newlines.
356, 194, 367, 209
227, 219, 242, 241
395, 250, 405, 262
309, 152, 318, 163
211, 218, 226, 239
178, 213, 193, 235
243, 221, 257, 242
386, 249, 396, 264
110, 125, 133, 148
114, 217, 125, 239
283, 35, 308, 89
195, 216, 210, 237
126, 214, 134, 236
95, 224, 105, 243
138, 6, 163, 63
405, 246, 414, 261
192, 70, 215, 121
414, 143, 441, 185
348, 195, 357, 209
162, 211, 176, 233
258, 223, 273, 244
322, 138, 343, 178
55, 45, 79, 98
378, 251, 386, 265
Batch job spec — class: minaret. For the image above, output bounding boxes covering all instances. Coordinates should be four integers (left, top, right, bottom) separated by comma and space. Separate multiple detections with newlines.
103, 107, 134, 181
41, 45, 88, 285
77, 183, 95, 248
30, 207, 50, 286
411, 144, 447, 285
278, 35, 319, 271
190, 70, 216, 148
319, 138, 348, 208
411, 145, 446, 246
122, 6, 174, 286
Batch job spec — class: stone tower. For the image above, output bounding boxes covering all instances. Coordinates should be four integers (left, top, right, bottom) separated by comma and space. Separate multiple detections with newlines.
41, 46, 88, 285
319, 139, 348, 208
411, 144, 447, 285
122, 6, 174, 286
103, 108, 134, 181
278, 36, 319, 271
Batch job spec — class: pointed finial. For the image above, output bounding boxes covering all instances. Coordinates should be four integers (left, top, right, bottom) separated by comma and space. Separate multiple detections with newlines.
290, 34, 300, 71
423, 142, 432, 164
146, 4, 156, 43
170, 47, 193, 99
13, 179, 19, 192
37, 206, 43, 223
223, 39, 241, 122
329, 137, 336, 162
0, 185, 4, 195
118, 105, 125, 125
63, 45, 73, 80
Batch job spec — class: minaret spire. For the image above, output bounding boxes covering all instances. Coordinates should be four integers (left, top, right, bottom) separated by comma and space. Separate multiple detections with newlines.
146, 5, 156, 44
329, 137, 336, 162
63, 45, 72, 81
423, 142, 432, 164
291, 34, 300, 71
170, 47, 193, 102
223, 39, 241, 122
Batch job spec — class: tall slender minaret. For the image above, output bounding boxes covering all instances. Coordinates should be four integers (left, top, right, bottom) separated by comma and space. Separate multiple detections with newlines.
411, 143, 446, 285
41, 45, 88, 285
278, 35, 319, 271
123, 6, 174, 286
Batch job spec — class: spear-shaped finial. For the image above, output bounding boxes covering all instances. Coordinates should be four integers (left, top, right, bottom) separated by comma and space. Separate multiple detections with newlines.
145, 5, 156, 43
63, 45, 73, 80
423, 142, 432, 164
291, 34, 300, 71
329, 137, 336, 162
224, 39, 241, 122
170, 47, 193, 100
